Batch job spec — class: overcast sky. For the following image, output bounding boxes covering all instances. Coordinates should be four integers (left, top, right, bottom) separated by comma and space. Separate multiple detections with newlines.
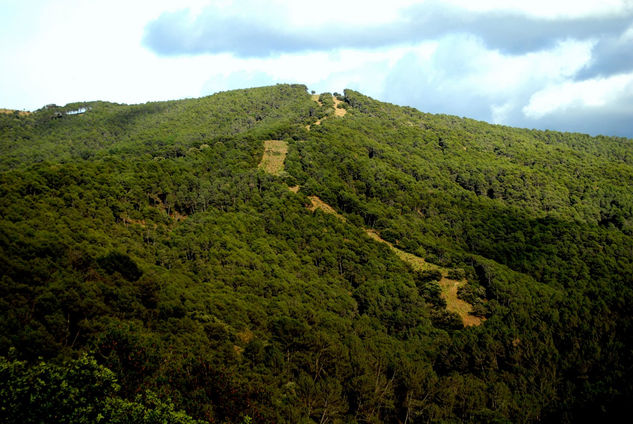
1, 0, 633, 137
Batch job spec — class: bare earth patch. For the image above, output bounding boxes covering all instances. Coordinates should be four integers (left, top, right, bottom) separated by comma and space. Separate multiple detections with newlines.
302, 194, 483, 327
307, 196, 346, 221
0, 108, 30, 116
258, 140, 289, 176
365, 229, 437, 272
366, 229, 482, 326
332, 97, 347, 117
288, 185, 300, 193
306, 95, 346, 131
439, 277, 482, 327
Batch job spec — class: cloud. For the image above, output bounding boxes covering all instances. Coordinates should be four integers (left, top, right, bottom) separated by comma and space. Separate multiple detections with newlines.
376, 35, 633, 137
143, 1, 633, 57
381, 36, 592, 120
521, 91, 633, 137
523, 74, 633, 118
439, 0, 632, 19
575, 28, 633, 79
518, 73, 633, 136
402, 3, 633, 55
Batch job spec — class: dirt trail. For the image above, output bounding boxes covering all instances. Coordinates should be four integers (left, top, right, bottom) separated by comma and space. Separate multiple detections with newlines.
439, 278, 482, 326
307, 196, 346, 221
258, 140, 288, 175
365, 229, 435, 272
306, 95, 347, 130
332, 96, 347, 117
257, 130, 481, 326
306, 118, 323, 131
368, 228, 482, 326
309, 200, 482, 326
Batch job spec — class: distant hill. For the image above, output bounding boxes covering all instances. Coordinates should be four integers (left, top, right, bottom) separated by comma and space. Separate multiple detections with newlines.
0, 108, 30, 116
1, 84, 632, 423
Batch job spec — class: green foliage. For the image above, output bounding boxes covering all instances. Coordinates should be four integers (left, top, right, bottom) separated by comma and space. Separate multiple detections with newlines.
0, 354, 201, 423
1, 84, 632, 422
98, 251, 143, 282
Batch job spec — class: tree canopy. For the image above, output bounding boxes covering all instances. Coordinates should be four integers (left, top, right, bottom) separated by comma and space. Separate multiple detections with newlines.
1, 84, 632, 423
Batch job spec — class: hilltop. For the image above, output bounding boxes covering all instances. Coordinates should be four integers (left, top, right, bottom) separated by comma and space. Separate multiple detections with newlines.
1, 84, 632, 423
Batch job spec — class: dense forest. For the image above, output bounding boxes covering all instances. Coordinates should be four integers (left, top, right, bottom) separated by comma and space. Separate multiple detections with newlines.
1, 84, 632, 423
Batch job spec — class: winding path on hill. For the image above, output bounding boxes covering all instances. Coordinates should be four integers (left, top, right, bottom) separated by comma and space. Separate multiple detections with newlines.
305, 196, 482, 326
364, 230, 482, 326
258, 99, 482, 327
306, 95, 347, 131
332, 96, 347, 117
307, 196, 346, 221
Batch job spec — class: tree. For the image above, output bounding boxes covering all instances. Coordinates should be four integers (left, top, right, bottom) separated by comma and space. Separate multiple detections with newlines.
0, 354, 203, 424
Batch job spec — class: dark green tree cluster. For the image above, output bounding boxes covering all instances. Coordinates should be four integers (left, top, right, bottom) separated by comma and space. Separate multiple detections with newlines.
0, 353, 203, 423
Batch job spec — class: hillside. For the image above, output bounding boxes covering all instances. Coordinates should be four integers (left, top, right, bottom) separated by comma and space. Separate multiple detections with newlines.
1, 84, 632, 423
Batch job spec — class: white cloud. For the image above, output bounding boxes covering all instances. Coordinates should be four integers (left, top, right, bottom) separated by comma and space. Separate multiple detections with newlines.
491, 102, 514, 124
523, 73, 633, 118
443, 0, 632, 18
280, 0, 420, 26
380, 36, 593, 120
197, 45, 419, 98
0, 0, 247, 109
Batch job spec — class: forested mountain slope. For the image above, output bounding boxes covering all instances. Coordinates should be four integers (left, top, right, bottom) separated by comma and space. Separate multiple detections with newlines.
1, 84, 632, 423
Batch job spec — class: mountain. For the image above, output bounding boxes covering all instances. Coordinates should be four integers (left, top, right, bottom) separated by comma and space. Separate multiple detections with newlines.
1, 84, 632, 423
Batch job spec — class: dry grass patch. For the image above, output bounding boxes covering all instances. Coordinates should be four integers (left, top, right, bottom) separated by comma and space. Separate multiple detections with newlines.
258, 140, 288, 175
234, 329, 254, 356
365, 230, 437, 272
306, 119, 321, 131
0, 108, 30, 116
236, 329, 254, 344
170, 210, 188, 222
307, 196, 346, 221
332, 97, 347, 117
148, 193, 188, 221
288, 185, 300, 193
438, 277, 483, 327
122, 215, 148, 228
303, 198, 483, 327
306, 96, 346, 130
365, 229, 482, 327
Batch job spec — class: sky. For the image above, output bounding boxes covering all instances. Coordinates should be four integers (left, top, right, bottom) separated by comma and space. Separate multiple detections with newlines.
1, 0, 633, 137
